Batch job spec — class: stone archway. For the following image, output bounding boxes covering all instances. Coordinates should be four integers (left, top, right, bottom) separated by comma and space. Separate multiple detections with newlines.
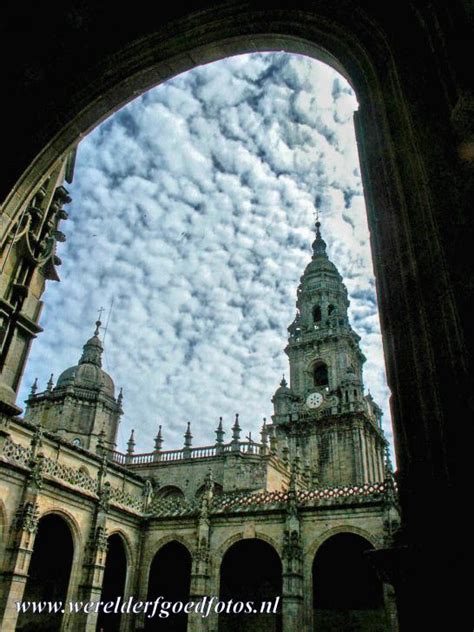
96, 532, 128, 632
218, 538, 282, 632
0, 5, 468, 631
312, 532, 387, 631
16, 513, 74, 632
145, 540, 192, 631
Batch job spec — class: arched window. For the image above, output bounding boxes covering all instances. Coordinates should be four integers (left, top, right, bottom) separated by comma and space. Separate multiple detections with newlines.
312, 305, 322, 323
146, 541, 191, 631
97, 533, 128, 632
313, 362, 329, 387
219, 539, 282, 631
195, 482, 223, 498
17, 514, 74, 631
313, 533, 386, 630
157, 485, 185, 500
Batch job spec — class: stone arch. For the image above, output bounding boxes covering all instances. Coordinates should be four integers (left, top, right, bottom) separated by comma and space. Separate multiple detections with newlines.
217, 530, 282, 563
97, 531, 129, 632
145, 539, 192, 631
306, 525, 380, 563
218, 536, 283, 632
17, 512, 75, 632
195, 482, 223, 498
156, 485, 185, 499
0, 6, 466, 632
310, 529, 387, 632
145, 534, 193, 581
106, 527, 133, 565
38, 506, 83, 553
306, 357, 330, 389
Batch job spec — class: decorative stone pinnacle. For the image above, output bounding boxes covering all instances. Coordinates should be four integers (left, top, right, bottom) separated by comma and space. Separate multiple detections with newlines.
311, 216, 327, 258
280, 375, 287, 387
384, 444, 394, 476
46, 374, 54, 391
154, 425, 163, 452
117, 387, 123, 404
215, 417, 225, 445
30, 378, 38, 395
126, 429, 135, 455
232, 413, 241, 442
184, 422, 193, 449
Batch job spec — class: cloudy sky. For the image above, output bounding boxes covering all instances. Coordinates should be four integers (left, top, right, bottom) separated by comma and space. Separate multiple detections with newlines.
19, 52, 393, 455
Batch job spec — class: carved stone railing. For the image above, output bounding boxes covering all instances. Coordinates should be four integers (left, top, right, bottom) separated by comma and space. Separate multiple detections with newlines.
1, 437, 31, 467
108, 485, 144, 513
1, 437, 144, 513
147, 481, 396, 518
113, 441, 264, 467
297, 481, 392, 505
42, 455, 99, 495
149, 495, 199, 517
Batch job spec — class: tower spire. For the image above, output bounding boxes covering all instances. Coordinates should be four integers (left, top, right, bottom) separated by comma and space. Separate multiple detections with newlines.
79, 316, 104, 367
312, 214, 327, 258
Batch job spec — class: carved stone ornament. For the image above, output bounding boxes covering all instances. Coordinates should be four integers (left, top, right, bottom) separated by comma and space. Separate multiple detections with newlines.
98, 481, 111, 512
28, 453, 45, 489
95, 525, 109, 553
282, 528, 303, 561
14, 501, 40, 533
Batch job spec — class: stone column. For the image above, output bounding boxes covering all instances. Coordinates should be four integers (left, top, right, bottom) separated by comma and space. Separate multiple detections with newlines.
281, 485, 304, 631
72, 465, 110, 632
281, 531, 304, 631
0, 424, 45, 631
0, 499, 40, 631
188, 479, 213, 632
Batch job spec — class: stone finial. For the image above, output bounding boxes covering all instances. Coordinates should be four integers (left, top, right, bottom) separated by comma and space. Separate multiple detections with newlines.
117, 387, 123, 407
260, 418, 268, 455
232, 413, 241, 442
384, 444, 394, 477
94, 319, 101, 337
280, 375, 287, 388
126, 429, 135, 456
183, 422, 192, 458
312, 217, 328, 258
46, 373, 54, 391
215, 417, 225, 445
154, 425, 163, 452
30, 378, 38, 396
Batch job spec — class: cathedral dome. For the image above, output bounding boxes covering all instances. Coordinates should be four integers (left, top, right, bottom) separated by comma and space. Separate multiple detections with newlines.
56, 321, 115, 397
273, 376, 292, 398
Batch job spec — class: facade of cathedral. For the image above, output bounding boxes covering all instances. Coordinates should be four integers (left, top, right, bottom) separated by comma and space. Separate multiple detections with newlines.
0, 190, 399, 631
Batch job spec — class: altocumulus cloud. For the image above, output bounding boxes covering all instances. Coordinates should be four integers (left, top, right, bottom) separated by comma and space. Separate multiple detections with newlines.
19, 52, 394, 455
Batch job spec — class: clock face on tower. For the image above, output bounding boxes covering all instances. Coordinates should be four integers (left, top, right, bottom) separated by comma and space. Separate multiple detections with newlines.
306, 391, 324, 409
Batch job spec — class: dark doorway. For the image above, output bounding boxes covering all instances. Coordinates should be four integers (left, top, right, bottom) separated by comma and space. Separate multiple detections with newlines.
312, 533, 387, 631
96, 533, 128, 631
218, 538, 282, 632
16, 513, 74, 631
145, 541, 192, 631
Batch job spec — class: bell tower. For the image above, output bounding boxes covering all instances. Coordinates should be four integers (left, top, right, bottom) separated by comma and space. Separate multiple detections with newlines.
270, 218, 386, 486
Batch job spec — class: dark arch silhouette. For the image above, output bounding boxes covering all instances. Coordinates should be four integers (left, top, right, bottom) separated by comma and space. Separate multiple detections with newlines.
0, 6, 466, 632
145, 541, 192, 631
218, 538, 282, 632
157, 485, 185, 499
96, 533, 128, 632
313, 361, 329, 387
16, 514, 74, 632
312, 533, 387, 631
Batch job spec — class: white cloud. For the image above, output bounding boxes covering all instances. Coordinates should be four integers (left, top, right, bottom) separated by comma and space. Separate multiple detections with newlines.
19, 52, 394, 456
